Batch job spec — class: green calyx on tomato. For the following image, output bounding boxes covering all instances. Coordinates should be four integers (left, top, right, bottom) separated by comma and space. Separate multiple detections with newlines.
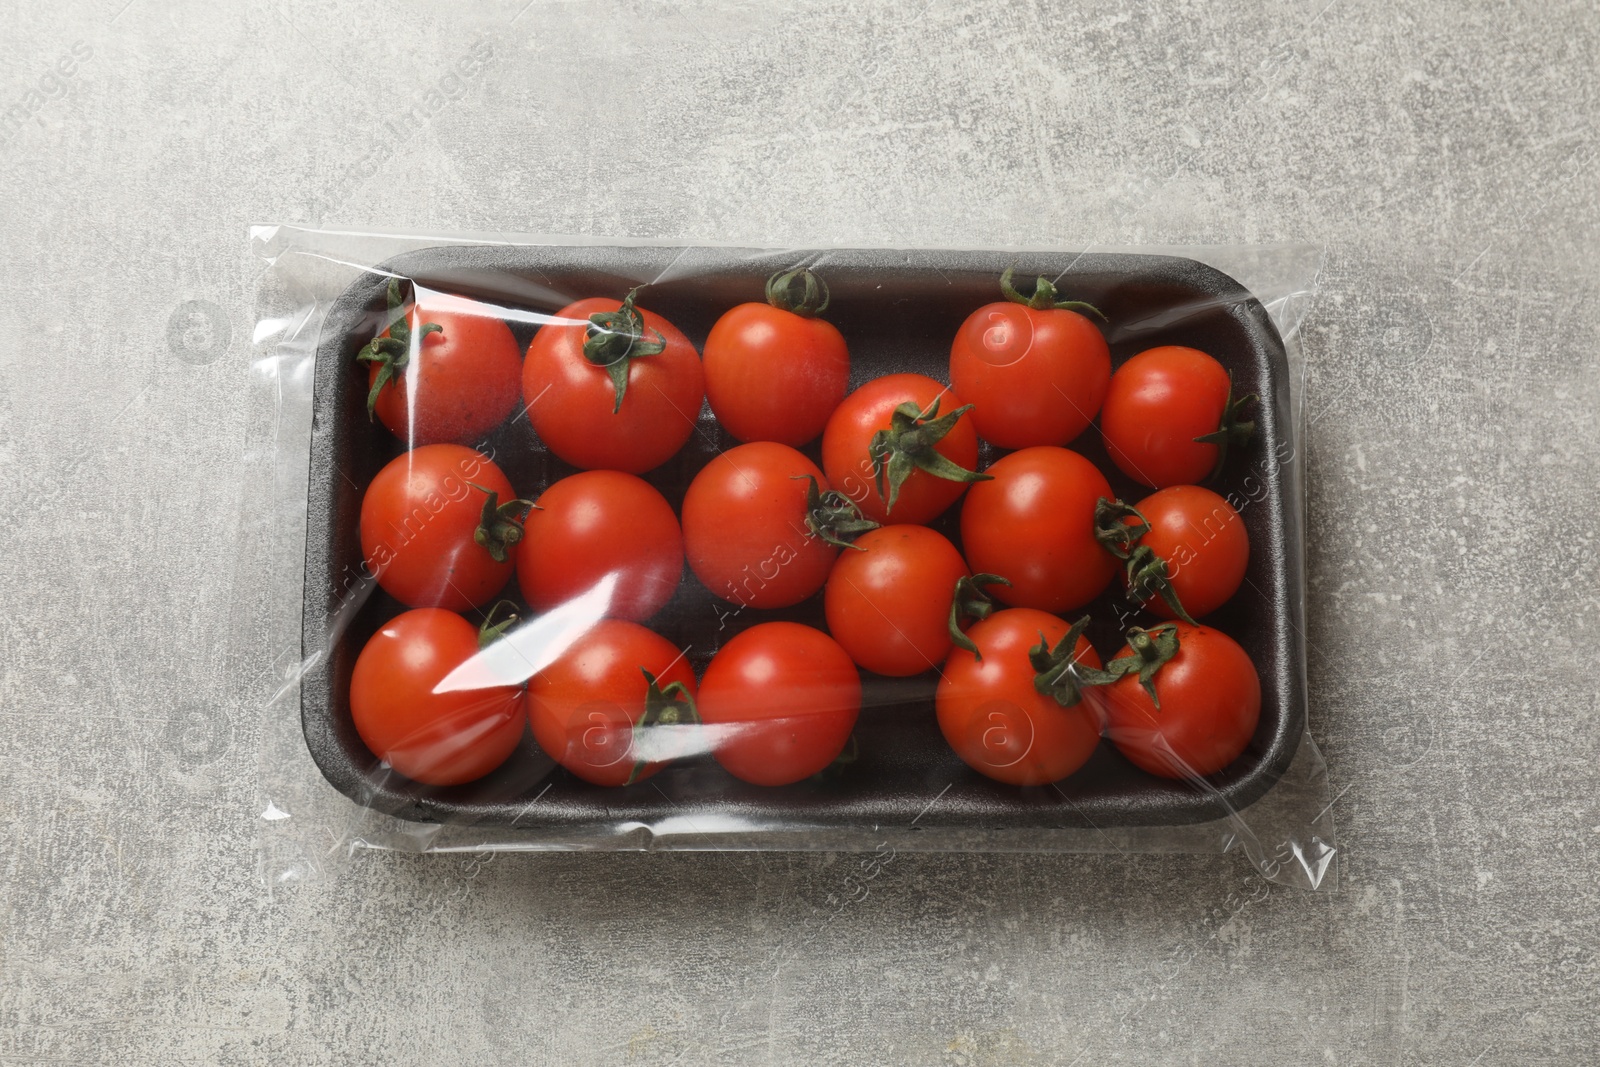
478, 600, 523, 648
469, 482, 537, 564
813, 733, 860, 781
868, 398, 992, 513
794, 474, 879, 550
998, 266, 1107, 322
1192, 373, 1257, 480
1028, 615, 1096, 707
625, 667, 700, 786
764, 267, 831, 318
948, 573, 1012, 659
582, 288, 669, 413
355, 278, 444, 419
1093, 498, 1199, 626
1084, 622, 1181, 708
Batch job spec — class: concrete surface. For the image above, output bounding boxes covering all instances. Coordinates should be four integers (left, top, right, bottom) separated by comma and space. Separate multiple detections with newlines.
2, 0, 1597, 1063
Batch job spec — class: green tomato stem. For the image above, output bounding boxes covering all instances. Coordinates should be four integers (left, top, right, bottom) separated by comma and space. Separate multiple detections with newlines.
582, 288, 668, 413
354, 277, 443, 418
947, 573, 1012, 660
469, 483, 537, 564
998, 266, 1107, 321
765, 267, 831, 317
867, 397, 990, 514
1193, 373, 1258, 481
1028, 615, 1097, 707
1093, 497, 1197, 625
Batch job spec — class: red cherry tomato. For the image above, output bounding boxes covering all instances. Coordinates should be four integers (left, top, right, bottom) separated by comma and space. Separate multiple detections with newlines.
824, 525, 969, 677
526, 619, 697, 787
697, 622, 861, 786
960, 446, 1118, 613
681, 442, 865, 609
1116, 486, 1249, 620
703, 269, 849, 446
1100, 346, 1252, 488
523, 292, 705, 474
350, 608, 525, 786
359, 444, 527, 611
936, 609, 1104, 786
517, 471, 683, 623
821, 373, 985, 525
949, 272, 1110, 449
360, 283, 524, 447
1102, 622, 1260, 778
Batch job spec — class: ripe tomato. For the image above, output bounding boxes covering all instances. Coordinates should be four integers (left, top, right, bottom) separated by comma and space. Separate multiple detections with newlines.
959, 446, 1118, 613
523, 290, 705, 474
359, 281, 524, 446
703, 268, 850, 446
350, 607, 525, 786
1096, 486, 1249, 621
936, 609, 1104, 786
698, 622, 861, 786
824, 525, 969, 676
681, 442, 874, 609
821, 373, 986, 525
517, 471, 683, 623
1100, 346, 1255, 488
1100, 622, 1260, 778
949, 269, 1111, 449
526, 619, 697, 787
360, 444, 530, 611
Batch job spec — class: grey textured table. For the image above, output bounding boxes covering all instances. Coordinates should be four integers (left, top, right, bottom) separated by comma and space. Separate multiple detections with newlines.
3, 1, 1596, 1064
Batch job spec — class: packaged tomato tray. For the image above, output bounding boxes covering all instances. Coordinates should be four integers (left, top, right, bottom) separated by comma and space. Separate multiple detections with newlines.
246, 228, 1337, 890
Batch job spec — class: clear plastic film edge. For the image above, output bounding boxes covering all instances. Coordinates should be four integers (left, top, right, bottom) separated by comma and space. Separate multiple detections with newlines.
238, 227, 1334, 893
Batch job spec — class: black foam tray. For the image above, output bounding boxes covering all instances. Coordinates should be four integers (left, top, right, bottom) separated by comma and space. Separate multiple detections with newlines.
301, 246, 1306, 835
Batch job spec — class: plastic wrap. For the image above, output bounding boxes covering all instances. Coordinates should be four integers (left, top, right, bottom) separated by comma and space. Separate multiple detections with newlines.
241, 226, 1335, 891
